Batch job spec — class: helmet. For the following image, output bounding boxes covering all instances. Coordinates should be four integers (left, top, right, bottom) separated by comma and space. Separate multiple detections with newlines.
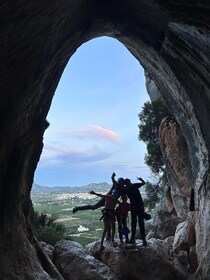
112, 189, 120, 197
117, 177, 124, 184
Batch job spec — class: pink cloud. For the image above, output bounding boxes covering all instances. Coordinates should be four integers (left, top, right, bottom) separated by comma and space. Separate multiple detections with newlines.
48, 125, 120, 144
91, 125, 119, 142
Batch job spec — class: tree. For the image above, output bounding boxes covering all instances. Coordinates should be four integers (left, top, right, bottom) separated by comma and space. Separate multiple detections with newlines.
33, 211, 66, 245
138, 98, 171, 175
143, 182, 160, 211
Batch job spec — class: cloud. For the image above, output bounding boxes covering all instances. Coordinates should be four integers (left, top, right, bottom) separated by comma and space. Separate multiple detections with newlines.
46, 125, 120, 144
39, 143, 112, 167
39, 125, 124, 169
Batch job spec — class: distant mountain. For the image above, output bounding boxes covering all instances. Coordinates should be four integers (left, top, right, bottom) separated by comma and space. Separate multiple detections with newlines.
31, 182, 111, 194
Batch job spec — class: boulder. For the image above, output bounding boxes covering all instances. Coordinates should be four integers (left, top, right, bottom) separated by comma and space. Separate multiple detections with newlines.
53, 240, 117, 280
88, 239, 186, 280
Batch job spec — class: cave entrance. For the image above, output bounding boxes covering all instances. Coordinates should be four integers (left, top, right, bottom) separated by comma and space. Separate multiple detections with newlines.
34, 36, 150, 188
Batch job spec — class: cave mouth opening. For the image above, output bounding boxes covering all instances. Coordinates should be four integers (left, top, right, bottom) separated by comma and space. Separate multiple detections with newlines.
34, 35, 150, 189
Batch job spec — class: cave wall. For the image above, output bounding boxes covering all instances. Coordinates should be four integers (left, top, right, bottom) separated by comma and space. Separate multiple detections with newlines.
0, 1, 210, 279
159, 117, 193, 219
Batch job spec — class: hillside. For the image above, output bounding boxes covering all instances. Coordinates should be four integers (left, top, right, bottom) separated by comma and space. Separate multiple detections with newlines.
31, 182, 112, 194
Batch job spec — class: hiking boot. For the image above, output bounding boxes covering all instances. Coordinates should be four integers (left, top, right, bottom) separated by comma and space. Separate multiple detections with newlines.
142, 240, 147, 246
129, 238, 135, 244
72, 207, 80, 213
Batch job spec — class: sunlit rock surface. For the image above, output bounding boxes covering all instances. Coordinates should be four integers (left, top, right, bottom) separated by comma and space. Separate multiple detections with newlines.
159, 118, 193, 219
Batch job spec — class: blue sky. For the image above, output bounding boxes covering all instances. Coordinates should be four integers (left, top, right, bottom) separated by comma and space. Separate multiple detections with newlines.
34, 36, 151, 187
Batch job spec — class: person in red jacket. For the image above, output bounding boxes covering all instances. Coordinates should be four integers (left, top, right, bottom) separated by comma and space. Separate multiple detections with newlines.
116, 194, 131, 244
89, 189, 120, 251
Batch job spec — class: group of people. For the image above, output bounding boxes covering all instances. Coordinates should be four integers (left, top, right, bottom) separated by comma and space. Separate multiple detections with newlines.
73, 172, 148, 251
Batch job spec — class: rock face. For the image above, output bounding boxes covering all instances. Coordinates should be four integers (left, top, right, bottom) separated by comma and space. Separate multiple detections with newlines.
173, 220, 196, 254
88, 239, 186, 280
145, 71, 162, 102
53, 240, 117, 280
0, 1, 210, 279
158, 117, 210, 279
159, 118, 193, 219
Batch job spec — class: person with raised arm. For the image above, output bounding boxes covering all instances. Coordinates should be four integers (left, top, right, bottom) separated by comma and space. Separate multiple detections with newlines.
89, 188, 120, 251
123, 177, 147, 246
72, 172, 124, 213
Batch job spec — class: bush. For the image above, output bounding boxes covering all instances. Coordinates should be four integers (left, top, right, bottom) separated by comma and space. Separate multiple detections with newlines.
33, 211, 66, 245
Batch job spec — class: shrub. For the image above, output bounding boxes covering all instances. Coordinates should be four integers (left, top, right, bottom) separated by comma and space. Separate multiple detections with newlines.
33, 211, 66, 245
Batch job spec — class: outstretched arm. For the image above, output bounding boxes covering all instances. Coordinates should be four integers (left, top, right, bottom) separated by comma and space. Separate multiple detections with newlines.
111, 172, 118, 186
106, 172, 117, 195
137, 177, 146, 185
132, 177, 146, 189
89, 190, 105, 198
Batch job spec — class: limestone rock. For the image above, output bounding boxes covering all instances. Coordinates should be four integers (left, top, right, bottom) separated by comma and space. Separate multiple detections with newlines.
53, 240, 117, 280
40, 241, 54, 261
145, 71, 162, 102
151, 209, 183, 240
173, 221, 196, 254
159, 118, 193, 219
88, 239, 186, 280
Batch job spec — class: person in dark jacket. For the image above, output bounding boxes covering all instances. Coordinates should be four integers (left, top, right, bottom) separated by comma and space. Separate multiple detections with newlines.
123, 177, 147, 246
